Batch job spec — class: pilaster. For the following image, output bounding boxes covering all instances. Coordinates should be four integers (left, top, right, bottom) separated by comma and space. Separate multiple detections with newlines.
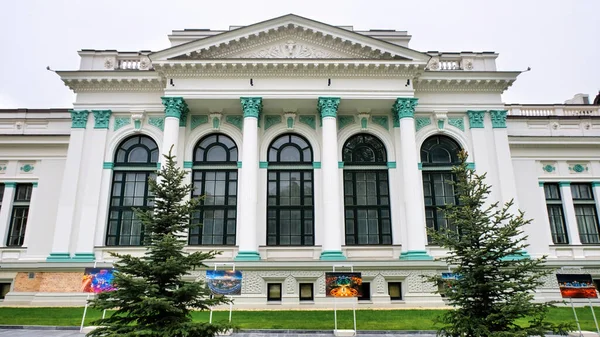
317, 97, 345, 260
21, 183, 39, 248
47, 110, 90, 261
467, 110, 499, 205
393, 98, 432, 261
73, 110, 112, 261
235, 97, 262, 261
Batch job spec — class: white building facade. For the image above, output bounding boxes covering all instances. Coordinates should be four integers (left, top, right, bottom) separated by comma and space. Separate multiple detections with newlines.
0, 14, 599, 307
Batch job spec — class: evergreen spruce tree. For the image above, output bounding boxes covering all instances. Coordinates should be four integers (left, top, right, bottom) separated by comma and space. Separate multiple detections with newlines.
88, 149, 231, 337
429, 151, 570, 337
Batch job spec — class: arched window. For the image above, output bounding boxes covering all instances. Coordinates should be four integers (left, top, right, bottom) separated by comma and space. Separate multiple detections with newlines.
106, 135, 159, 246
190, 134, 238, 245
420, 135, 462, 243
267, 134, 314, 246
342, 134, 392, 245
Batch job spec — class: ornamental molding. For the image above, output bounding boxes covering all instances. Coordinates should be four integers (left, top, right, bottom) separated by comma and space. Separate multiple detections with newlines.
152, 62, 424, 79
170, 25, 406, 61
414, 78, 516, 93
61, 76, 165, 93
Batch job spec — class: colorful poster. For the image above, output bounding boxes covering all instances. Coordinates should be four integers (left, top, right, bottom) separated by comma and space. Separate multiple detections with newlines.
82, 268, 116, 293
206, 270, 242, 296
325, 272, 362, 298
556, 274, 598, 299
441, 273, 460, 280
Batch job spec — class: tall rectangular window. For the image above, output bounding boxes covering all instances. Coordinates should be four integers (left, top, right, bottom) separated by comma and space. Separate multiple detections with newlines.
0, 183, 5, 211
7, 184, 33, 247
423, 172, 457, 244
544, 183, 568, 244
572, 183, 600, 244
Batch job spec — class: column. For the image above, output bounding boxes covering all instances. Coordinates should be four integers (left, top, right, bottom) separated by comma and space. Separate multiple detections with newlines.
560, 182, 581, 245
161, 97, 187, 162
467, 110, 499, 204
21, 182, 39, 248
394, 98, 432, 260
235, 97, 262, 261
47, 110, 89, 261
490, 110, 530, 258
72, 110, 112, 261
318, 97, 346, 260
0, 183, 16, 246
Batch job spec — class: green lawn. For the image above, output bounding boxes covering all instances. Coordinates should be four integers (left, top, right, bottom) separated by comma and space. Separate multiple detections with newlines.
0, 307, 597, 331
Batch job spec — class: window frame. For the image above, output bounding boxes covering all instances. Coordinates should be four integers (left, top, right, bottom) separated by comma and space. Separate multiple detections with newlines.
190, 133, 239, 246
6, 183, 33, 247
106, 135, 158, 247
358, 282, 371, 301
299, 283, 314, 302
267, 283, 282, 302
543, 183, 569, 244
388, 282, 403, 301
571, 183, 600, 244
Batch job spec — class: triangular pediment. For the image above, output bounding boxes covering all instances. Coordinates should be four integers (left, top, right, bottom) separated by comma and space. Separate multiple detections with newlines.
150, 14, 430, 63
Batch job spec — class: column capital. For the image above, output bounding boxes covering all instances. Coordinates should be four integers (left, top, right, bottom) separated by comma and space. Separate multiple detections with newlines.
317, 97, 340, 119
92, 110, 112, 129
489, 110, 508, 128
240, 97, 263, 119
161, 97, 187, 119
179, 104, 189, 127
467, 110, 486, 128
70, 110, 89, 129
392, 97, 418, 126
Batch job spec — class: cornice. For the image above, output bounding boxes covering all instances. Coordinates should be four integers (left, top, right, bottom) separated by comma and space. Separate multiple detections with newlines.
153, 61, 426, 78
57, 71, 165, 93
414, 70, 519, 93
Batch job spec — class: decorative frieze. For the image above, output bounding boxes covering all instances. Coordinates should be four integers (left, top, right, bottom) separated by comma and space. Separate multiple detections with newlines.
371, 116, 389, 130
148, 117, 165, 131
225, 115, 243, 130
284, 113, 296, 130
113, 117, 130, 131
568, 163, 589, 174
357, 113, 370, 130
209, 113, 222, 130
448, 117, 465, 131
338, 115, 354, 130
541, 162, 556, 174
264, 115, 282, 130
190, 115, 209, 130
415, 117, 431, 131
19, 162, 35, 174
0, 161, 7, 173
299, 115, 316, 129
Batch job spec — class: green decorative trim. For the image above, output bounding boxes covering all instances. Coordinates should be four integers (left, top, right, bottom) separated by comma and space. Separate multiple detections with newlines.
448, 117, 465, 131
558, 181, 571, 187
156, 163, 161, 170
212, 116, 220, 129
225, 115, 243, 130
489, 110, 508, 128
92, 110, 112, 129
46, 252, 71, 262
264, 115, 282, 130
319, 251, 346, 261
240, 97, 262, 119
72, 253, 95, 262
287, 116, 294, 129
70, 110, 89, 129
542, 164, 555, 173
161, 97, 186, 119
312, 162, 321, 169
591, 182, 600, 188
467, 110, 485, 129
234, 251, 261, 261
415, 117, 431, 131
148, 117, 165, 131
569, 164, 588, 173
418, 163, 423, 170
114, 117, 130, 131
437, 119, 444, 130
190, 115, 209, 130
371, 116, 389, 130
103, 162, 114, 169
299, 115, 316, 129
387, 162, 397, 169
399, 250, 433, 261
20, 164, 34, 173
466, 162, 476, 169
501, 250, 530, 261
259, 162, 269, 169
179, 105, 189, 127
538, 182, 545, 187
338, 162, 344, 168
237, 161, 242, 168
392, 98, 419, 125
134, 119, 142, 130
360, 116, 368, 129
338, 115, 354, 130
318, 97, 340, 119
32, 182, 38, 187
4, 182, 16, 188
183, 161, 193, 169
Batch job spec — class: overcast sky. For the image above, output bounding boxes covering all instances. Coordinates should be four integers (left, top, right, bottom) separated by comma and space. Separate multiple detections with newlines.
0, 0, 598, 108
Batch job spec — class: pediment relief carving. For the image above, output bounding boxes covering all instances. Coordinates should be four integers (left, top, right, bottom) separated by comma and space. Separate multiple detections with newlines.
171, 26, 406, 60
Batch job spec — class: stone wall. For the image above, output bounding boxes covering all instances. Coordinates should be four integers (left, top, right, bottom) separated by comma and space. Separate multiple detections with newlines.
13, 272, 83, 292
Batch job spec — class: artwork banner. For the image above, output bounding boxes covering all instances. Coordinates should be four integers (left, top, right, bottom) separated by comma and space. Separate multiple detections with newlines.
325, 272, 362, 298
556, 274, 598, 299
206, 270, 242, 296
82, 268, 116, 293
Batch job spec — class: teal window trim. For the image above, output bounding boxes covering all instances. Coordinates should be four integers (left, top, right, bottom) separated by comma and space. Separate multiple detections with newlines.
386, 162, 396, 169
312, 162, 321, 169
259, 162, 269, 169
183, 161, 193, 169
592, 182, 600, 188
103, 162, 115, 170
4, 182, 16, 188
558, 181, 571, 187
237, 161, 242, 168
338, 162, 344, 168
539, 181, 545, 187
